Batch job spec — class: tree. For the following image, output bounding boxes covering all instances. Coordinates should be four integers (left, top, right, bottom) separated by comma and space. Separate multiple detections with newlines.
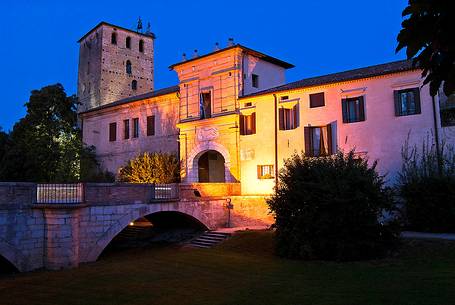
0, 84, 105, 182
267, 151, 399, 261
0, 127, 8, 165
396, 0, 455, 96
118, 152, 180, 184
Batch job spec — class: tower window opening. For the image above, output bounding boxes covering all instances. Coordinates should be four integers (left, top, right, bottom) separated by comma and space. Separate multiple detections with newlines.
126, 36, 131, 49
131, 80, 137, 90
111, 32, 117, 45
126, 60, 132, 75
139, 40, 144, 53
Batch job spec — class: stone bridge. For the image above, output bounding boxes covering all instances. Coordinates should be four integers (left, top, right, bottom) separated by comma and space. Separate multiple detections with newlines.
0, 182, 272, 272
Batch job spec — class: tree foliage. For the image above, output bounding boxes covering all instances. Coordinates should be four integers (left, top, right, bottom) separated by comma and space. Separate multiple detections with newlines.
396, 0, 455, 96
399, 137, 455, 232
267, 151, 399, 261
118, 152, 180, 184
0, 84, 109, 182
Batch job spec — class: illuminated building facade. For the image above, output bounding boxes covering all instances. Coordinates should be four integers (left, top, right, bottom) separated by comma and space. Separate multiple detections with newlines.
79, 22, 454, 195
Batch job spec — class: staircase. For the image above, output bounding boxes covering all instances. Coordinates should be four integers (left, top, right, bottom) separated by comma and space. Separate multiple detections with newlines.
188, 231, 231, 248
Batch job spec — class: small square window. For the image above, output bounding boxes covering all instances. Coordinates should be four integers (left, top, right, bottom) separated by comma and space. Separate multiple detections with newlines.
257, 165, 274, 179
252, 74, 259, 88
309, 92, 325, 108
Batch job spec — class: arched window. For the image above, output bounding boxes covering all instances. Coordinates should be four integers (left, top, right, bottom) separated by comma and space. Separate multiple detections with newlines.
126, 36, 131, 49
111, 32, 117, 45
139, 40, 144, 53
131, 80, 137, 90
126, 60, 132, 74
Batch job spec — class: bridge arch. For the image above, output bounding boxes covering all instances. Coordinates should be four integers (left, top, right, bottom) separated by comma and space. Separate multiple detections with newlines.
83, 204, 209, 262
0, 240, 24, 272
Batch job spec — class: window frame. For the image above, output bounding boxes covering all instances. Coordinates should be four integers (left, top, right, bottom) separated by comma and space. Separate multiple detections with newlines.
123, 119, 130, 140
126, 60, 132, 75
309, 92, 325, 108
342, 96, 366, 123
109, 122, 117, 142
279, 104, 299, 131
111, 32, 117, 45
394, 88, 421, 116
239, 112, 256, 135
126, 36, 131, 49
132, 118, 139, 138
304, 124, 334, 157
257, 165, 274, 179
252, 74, 259, 88
146, 115, 155, 136
199, 89, 212, 119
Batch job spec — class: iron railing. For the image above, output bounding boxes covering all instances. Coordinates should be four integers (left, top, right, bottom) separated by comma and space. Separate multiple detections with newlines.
35, 183, 84, 204
153, 183, 179, 200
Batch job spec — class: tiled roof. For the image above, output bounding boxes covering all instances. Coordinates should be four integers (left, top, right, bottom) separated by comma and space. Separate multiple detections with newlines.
79, 85, 179, 115
239, 60, 417, 99
169, 44, 294, 70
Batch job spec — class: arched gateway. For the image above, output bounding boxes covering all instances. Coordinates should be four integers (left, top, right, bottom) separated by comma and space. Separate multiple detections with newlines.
198, 150, 226, 182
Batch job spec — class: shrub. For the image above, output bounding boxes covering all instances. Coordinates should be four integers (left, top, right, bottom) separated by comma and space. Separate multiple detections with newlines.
399, 137, 455, 232
118, 152, 179, 184
267, 150, 399, 261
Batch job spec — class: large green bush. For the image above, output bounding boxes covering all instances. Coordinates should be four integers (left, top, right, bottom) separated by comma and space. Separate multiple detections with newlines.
118, 152, 179, 184
399, 138, 455, 232
267, 151, 399, 261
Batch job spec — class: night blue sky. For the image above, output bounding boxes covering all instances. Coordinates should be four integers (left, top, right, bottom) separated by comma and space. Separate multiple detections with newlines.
0, 0, 408, 130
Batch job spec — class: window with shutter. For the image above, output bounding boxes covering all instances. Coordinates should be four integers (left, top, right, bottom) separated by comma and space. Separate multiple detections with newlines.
109, 122, 117, 142
394, 88, 421, 116
279, 106, 299, 130
303, 124, 335, 156
147, 115, 155, 136
341, 96, 366, 123
240, 113, 256, 135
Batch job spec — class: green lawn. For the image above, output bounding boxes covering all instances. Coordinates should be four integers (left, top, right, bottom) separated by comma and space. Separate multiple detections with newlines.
1, 231, 455, 305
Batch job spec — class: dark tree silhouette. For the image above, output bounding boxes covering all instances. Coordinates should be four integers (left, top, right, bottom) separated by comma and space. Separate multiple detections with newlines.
396, 0, 455, 96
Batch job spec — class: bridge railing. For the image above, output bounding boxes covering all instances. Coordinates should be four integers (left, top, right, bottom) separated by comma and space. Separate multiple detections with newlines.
152, 183, 179, 200
35, 183, 84, 204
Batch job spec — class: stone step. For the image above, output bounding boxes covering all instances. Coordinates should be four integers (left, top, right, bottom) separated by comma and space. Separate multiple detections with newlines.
187, 230, 231, 249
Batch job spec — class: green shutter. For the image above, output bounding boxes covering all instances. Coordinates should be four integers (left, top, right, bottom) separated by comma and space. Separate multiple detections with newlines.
239, 114, 245, 135
342, 99, 348, 123
304, 127, 311, 157
413, 88, 421, 114
326, 123, 333, 155
394, 90, 401, 116
279, 108, 285, 130
358, 96, 365, 121
251, 112, 256, 134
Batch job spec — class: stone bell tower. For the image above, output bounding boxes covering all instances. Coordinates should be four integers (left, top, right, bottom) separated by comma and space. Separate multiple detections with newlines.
77, 21, 155, 112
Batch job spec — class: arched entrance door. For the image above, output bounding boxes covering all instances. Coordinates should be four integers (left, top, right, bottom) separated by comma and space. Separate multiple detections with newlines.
198, 150, 225, 182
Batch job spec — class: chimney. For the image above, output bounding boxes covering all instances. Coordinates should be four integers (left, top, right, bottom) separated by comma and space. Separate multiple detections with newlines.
193, 49, 198, 58
182, 53, 187, 61
227, 38, 234, 47
214, 42, 220, 51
